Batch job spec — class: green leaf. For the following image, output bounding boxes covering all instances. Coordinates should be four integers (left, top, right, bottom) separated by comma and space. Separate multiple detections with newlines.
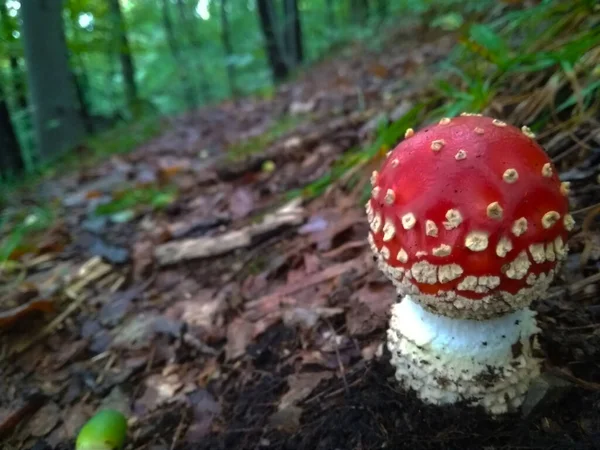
467, 24, 512, 70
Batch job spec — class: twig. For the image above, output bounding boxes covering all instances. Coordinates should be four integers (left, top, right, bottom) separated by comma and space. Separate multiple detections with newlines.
169, 408, 188, 450
324, 318, 349, 395
568, 272, 600, 295
556, 323, 600, 331
154, 199, 305, 266
9, 291, 90, 356
545, 364, 600, 391
571, 202, 600, 215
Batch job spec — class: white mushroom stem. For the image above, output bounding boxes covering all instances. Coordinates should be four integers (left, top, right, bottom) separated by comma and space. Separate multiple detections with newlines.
387, 295, 542, 415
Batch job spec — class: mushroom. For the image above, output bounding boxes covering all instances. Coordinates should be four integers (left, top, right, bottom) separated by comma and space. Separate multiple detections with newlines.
366, 114, 572, 414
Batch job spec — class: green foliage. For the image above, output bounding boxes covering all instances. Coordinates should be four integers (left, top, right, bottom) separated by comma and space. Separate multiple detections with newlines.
288, 104, 426, 201
289, 0, 599, 203
0, 116, 162, 194
93, 184, 177, 217
0, 205, 55, 263
430, 0, 600, 119
227, 114, 306, 161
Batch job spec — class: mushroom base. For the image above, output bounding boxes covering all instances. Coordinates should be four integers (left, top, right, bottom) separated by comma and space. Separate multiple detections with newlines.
387, 295, 542, 415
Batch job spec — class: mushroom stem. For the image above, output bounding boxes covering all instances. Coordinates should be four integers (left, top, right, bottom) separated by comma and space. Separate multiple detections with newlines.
387, 296, 542, 415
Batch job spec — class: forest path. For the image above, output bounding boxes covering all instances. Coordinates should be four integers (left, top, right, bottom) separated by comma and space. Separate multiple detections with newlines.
1, 24, 599, 450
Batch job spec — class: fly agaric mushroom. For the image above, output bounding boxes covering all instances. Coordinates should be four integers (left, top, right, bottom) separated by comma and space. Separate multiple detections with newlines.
366, 114, 573, 414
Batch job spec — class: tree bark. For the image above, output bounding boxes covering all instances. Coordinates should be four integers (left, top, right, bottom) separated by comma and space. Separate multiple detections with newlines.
220, 0, 238, 97
0, 1, 27, 110
20, 0, 86, 160
9, 57, 27, 110
66, 9, 93, 133
162, 0, 197, 109
283, 0, 303, 67
109, 0, 139, 113
257, 0, 289, 82
0, 80, 24, 176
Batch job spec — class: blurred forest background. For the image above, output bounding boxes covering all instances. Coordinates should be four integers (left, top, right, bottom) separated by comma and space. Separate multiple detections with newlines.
1, 0, 408, 178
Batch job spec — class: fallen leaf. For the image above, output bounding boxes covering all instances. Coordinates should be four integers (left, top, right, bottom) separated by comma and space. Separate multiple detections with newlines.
184, 389, 221, 442
0, 299, 54, 329
282, 307, 343, 330
56, 401, 95, 440
101, 386, 132, 416
111, 313, 181, 351
134, 373, 184, 415
132, 240, 154, 281
229, 187, 255, 220
245, 259, 364, 319
268, 405, 302, 433
346, 282, 396, 336
225, 317, 255, 360
165, 289, 227, 343
99, 288, 140, 327
27, 401, 61, 437
298, 215, 329, 235
89, 238, 130, 264
279, 372, 332, 409
0, 393, 46, 439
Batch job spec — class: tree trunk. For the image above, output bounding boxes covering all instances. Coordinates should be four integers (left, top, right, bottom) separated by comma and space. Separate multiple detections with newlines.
72, 69, 94, 134
9, 57, 27, 110
0, 80, 24, 177
220, 0, 238, 97
0, 1, 27, 110
283, 0, 303, 67
325, 0, 336, 28
175, 0, 211, 102
20, 0, 86, 160
257, 0, 289, 82
109, 0, 139, 113
67, 10, 94, 133
162, 0, 197, 109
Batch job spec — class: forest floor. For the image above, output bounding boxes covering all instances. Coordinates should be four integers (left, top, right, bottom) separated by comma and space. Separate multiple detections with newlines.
1, 22, 600, 450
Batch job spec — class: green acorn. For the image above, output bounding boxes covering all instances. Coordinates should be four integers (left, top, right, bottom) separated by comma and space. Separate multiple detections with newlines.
75, 409, 128, 450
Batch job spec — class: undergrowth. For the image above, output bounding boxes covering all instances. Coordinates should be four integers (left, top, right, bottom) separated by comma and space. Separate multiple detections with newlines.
293, 0, 600, 203
226, 115, 307, 162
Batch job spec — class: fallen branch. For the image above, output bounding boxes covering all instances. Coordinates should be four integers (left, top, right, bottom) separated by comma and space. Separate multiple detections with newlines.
154, 199, 305, 266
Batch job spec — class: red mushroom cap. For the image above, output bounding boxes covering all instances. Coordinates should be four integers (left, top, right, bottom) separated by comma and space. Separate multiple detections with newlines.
367, 114, 573, 319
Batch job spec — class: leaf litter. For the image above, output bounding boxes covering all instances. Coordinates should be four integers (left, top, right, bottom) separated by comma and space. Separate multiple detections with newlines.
1, 15, 600, 450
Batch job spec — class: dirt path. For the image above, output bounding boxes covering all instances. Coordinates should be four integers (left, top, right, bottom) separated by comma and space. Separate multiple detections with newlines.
1, 25, 599, 450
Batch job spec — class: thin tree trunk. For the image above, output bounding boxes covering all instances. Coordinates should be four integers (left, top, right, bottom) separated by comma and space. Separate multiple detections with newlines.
257, 0, 289, 82
175, 0, 211, 102
283, 0, 303, 67
67, 10, 93, 133
72, 70, 93, 134
161, 0, 197, 109
9, 57, 27, 110
220, 0, 238, 97
20, 0, 86, 160
325, 0, 336, 28
0, 80, 24, 176
0, 1, 27, 110
109, 0, 139, 113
